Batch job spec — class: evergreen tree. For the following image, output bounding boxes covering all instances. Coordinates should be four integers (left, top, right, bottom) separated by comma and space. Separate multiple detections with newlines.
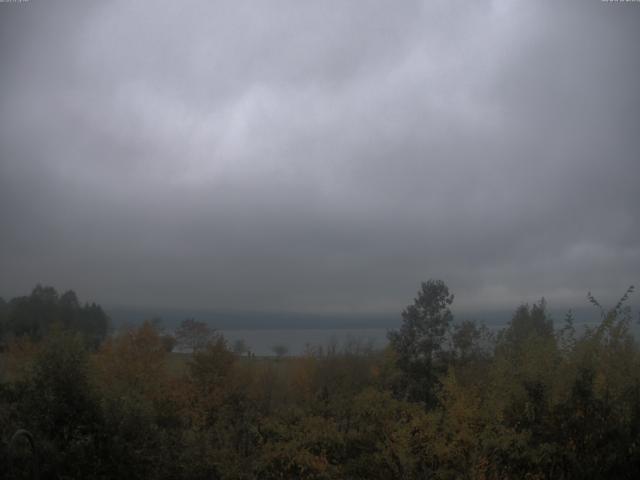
388, 279, 454, 406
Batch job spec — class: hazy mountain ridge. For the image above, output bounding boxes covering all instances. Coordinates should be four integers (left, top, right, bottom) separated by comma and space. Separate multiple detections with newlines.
106, 305, 623, 331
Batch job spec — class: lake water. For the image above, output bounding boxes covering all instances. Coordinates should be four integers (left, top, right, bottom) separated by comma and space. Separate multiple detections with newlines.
220, 328, 390, 356
220, 318, 625, 356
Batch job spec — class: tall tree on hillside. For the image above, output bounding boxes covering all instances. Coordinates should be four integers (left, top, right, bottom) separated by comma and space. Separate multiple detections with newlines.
388, 279, 454, 406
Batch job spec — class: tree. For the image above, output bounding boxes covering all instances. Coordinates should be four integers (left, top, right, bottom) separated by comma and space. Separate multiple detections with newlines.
233, 338, 249, 356
6, 285, 59, 340
19, 331, 102, 478
4, 285, 109, 346
93, 321, 174, 479
497, 299, 553, 356
387, 279, 454, 405
0, 297, 7, 344
174, 318, 215, 352
451, 319, 489, 364
272, 344, 289, 359
160, 334, 177, 352
188, 336, 236, 397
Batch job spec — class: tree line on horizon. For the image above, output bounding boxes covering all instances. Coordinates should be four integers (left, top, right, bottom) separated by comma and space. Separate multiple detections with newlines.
0, 285, 109, 348
1, 280, 639, 479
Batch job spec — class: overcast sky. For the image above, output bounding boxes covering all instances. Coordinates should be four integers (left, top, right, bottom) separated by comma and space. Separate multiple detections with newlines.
0, 0, 638, 315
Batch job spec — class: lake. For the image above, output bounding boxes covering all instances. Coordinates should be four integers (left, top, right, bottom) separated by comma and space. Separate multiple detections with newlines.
219, 328, 390, 356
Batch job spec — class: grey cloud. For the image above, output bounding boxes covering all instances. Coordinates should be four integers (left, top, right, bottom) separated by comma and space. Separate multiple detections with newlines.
0, 0, 638, 316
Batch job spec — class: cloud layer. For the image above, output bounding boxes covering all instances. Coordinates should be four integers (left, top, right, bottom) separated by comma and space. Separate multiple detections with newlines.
1, 0, 639, 314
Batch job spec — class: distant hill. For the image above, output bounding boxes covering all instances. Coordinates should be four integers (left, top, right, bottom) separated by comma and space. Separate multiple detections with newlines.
105, 305, 626, 331
106, 306, 396, 330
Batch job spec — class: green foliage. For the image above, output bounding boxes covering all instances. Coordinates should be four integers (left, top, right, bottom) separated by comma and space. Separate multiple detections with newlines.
2, 285, 109, 346
10, 332, 103, 478
1, 282, 639, 478
388, 279, 455, 405
497, 299, 554, 355
451, 319, 491, 365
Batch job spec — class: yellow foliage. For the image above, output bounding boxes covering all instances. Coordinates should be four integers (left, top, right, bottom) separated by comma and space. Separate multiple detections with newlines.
93, 321, 168, 400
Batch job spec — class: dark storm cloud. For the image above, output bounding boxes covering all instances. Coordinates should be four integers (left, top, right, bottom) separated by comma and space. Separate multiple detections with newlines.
1, 0, 639, 314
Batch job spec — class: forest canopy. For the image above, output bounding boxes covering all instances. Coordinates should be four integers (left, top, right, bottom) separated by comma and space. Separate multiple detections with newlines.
0, 285, 109, 347
1, 281, 639, 479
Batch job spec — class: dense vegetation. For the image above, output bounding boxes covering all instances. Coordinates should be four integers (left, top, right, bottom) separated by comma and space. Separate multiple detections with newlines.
1, 281, 639, 479
0, 285, 109, 347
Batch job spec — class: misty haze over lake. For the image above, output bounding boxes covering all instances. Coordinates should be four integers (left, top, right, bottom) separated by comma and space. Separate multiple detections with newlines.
107, 304, 621, 356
